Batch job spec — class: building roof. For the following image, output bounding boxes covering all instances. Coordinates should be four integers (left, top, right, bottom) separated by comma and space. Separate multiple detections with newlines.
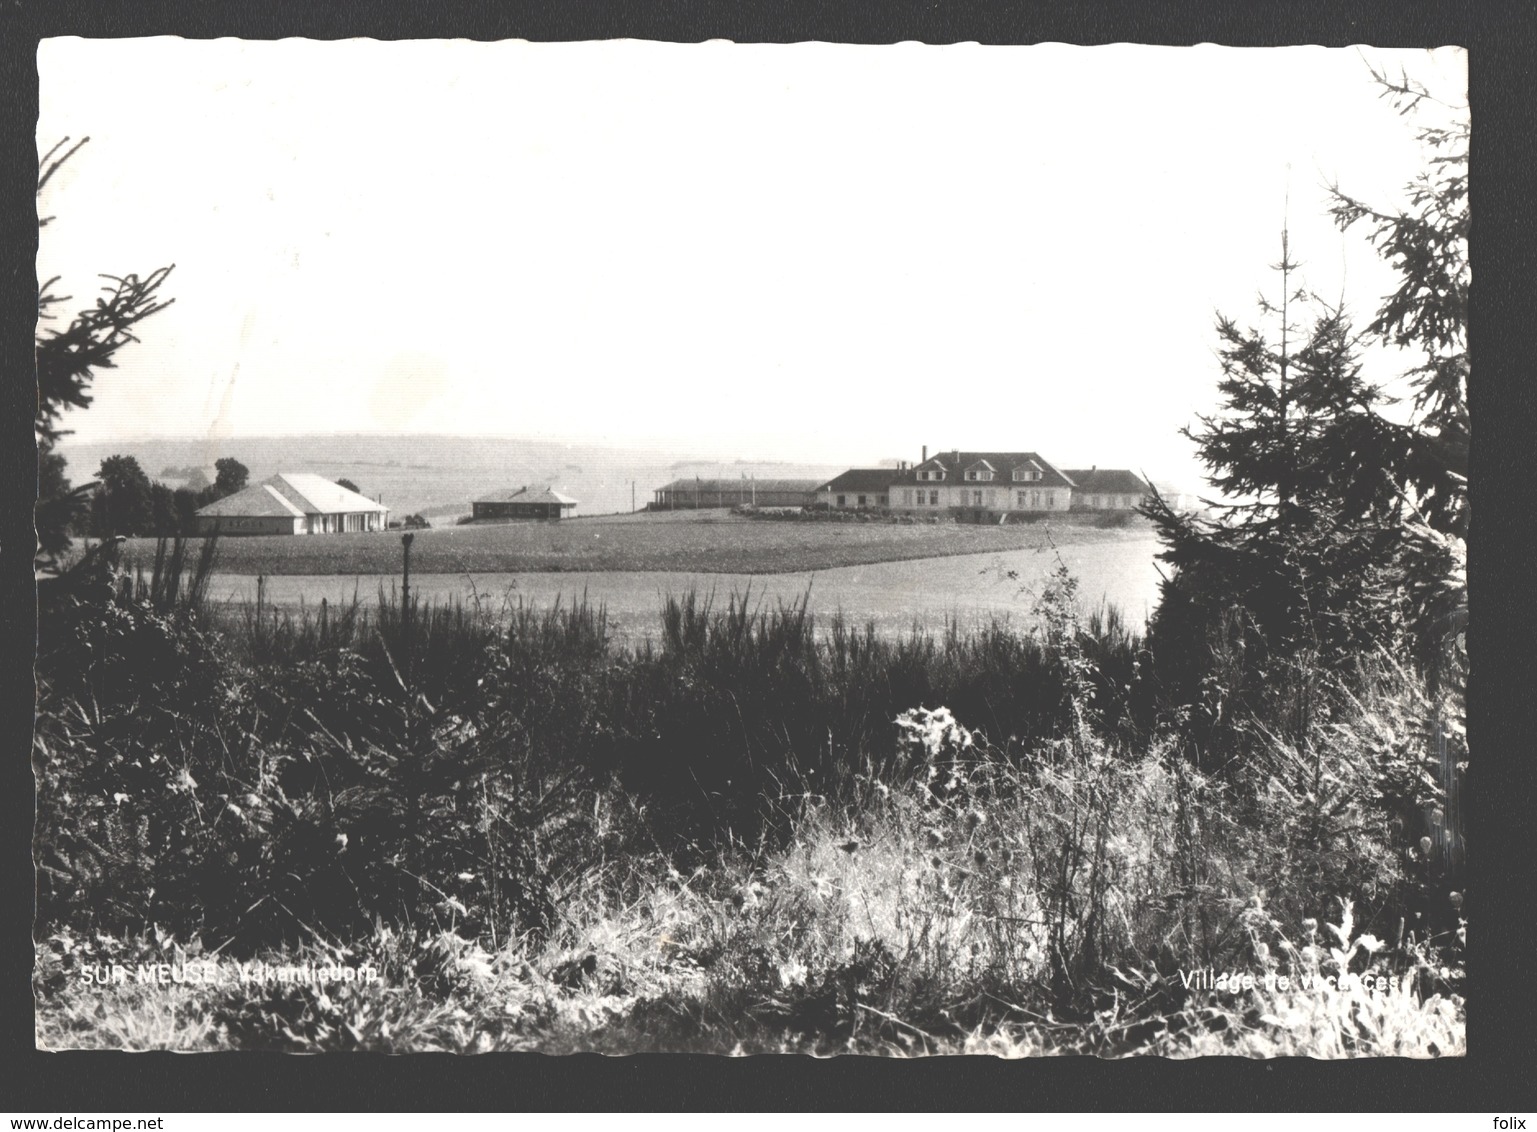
891, 451, 1076, 489
1062, 469, 1152, 495
818, 469, 899, 494
197, 473, 389, 517
195, 483, 306, 518
656, 478, 821, 494
474, 485, 579, 506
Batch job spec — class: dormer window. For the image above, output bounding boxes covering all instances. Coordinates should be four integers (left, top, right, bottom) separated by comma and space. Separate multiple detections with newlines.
918, 468, 946, 482
1012, 469, 1041, 482
965, 470, 994, 482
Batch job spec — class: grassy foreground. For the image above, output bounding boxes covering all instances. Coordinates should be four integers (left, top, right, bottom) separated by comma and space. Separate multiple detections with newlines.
115, 509, 1147, 577
36, 759, 1465, 1055
33, 546, 1465, 1055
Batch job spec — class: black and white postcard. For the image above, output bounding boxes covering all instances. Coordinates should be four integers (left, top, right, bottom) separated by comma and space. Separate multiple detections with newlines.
31, 36, 1469, 1061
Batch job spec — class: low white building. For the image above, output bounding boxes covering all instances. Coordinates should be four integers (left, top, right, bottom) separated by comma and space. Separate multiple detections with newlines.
195, 473, 390, 536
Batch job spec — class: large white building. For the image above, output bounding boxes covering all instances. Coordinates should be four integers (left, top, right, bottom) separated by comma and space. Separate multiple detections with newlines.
812, 451, 1156, 520
195, 473, 390, 536
888, 450, 1076, 518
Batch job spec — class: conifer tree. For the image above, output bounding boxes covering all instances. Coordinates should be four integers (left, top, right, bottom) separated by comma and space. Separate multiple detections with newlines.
1326, 64, 1468, 675
1145, 227, 1400, 689
1145, 61, 1468, 779
35, 138, 174, 569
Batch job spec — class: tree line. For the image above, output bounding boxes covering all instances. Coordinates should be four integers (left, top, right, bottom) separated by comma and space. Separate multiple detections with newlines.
33, 140, 410, 555
86, 454, 247, 540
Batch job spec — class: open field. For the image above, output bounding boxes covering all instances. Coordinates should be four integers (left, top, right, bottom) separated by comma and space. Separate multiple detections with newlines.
208, 533, 1166, 642
122, 509, 1151, 577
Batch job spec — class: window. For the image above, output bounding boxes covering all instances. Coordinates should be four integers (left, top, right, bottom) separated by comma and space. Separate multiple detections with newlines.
901, 489, 912, 506
1031, 490, 1041, 508
857, 494, 867, 506
837, 495, 846, 506
1012, 469, 1041, 482
972, 490, 983, 506
929, 490, 939, 506
1017, 491, 1027, 508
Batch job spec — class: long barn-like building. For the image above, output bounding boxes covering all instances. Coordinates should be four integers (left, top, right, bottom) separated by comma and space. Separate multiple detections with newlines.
195, 473, 390, 536
651, 478, 821, 509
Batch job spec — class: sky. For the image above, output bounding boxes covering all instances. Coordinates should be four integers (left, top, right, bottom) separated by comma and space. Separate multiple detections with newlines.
37, 38, 1466, 490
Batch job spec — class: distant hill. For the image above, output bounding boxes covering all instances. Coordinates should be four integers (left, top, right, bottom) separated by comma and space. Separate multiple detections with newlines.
57, 435, 847, 520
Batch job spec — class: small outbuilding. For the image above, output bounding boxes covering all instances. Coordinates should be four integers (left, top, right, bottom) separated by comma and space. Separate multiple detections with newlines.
195, 473, 390, 535
815, 469, 895, 509
1064, 468, 1153, 511
1149, 482, 1202, 512
471, 486, 579, 521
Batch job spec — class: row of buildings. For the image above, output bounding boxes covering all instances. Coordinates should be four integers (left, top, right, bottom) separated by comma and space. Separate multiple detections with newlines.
193, 449, 1177, 536
654, 449, 1172, 520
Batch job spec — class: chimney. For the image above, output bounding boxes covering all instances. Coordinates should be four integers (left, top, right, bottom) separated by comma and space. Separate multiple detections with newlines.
922, 445, 927, 462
